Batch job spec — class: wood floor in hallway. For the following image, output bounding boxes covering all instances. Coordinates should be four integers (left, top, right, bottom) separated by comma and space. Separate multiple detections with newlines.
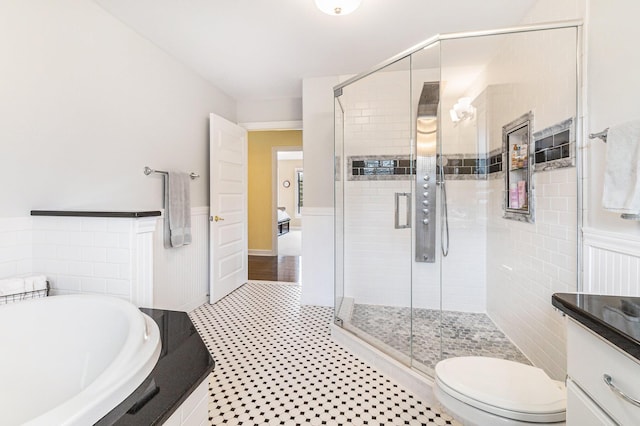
248, 255, 301, 283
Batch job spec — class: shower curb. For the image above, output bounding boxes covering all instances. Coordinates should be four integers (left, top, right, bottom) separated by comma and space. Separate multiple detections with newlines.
330, 323, 435, 402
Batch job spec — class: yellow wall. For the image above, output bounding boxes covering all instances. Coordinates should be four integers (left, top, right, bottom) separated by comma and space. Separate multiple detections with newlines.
248, 130, 302, 252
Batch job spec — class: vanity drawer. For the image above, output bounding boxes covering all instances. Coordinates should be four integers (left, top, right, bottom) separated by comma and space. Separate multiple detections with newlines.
566, 379, 616, 426
567, 319, 640, 425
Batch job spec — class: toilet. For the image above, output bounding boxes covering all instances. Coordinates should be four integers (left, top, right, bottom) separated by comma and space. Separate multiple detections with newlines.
433, 357, 566, 425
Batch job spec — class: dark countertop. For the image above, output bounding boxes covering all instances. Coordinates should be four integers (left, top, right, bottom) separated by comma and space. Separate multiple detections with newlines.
30, 210, 161, 218
95, 308, 214, 425
552, 292, 640, 361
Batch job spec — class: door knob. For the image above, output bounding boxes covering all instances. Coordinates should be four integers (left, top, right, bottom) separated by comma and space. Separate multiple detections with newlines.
214, 215, 225, 222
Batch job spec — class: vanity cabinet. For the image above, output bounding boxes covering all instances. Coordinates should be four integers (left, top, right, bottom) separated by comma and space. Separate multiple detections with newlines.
566, 319, 640, 424
502, 112, 534, 223
553, 293, 640, 425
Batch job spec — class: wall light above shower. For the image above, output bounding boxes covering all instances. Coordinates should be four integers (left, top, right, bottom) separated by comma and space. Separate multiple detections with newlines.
449, 97, 475, 123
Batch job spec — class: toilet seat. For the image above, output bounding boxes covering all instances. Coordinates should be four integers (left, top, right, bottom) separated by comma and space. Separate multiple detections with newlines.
435, 357, 566, 423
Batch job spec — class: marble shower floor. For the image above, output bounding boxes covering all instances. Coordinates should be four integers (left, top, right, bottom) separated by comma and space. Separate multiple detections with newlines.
349, 304, 530, 373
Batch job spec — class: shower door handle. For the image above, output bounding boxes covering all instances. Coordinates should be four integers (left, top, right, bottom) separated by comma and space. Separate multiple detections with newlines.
394, 192, 411, 229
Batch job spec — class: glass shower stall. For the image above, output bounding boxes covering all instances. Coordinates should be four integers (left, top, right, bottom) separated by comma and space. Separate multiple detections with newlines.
334, 22, 581, 378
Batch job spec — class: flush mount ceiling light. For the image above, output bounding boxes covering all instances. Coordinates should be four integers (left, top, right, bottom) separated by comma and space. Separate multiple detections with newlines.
315, 0, 362, 16
449, 97, 475, 123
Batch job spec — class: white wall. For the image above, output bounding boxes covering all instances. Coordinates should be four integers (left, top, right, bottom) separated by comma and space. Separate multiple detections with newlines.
0, 0, 233, 312
301, 76, 339, 306
237, 98, 302, 124
0, 0, 236, 217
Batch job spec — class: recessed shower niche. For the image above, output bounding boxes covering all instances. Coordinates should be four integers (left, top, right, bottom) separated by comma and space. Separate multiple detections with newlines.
503, 112, 534, 222
334, 22, 580, 380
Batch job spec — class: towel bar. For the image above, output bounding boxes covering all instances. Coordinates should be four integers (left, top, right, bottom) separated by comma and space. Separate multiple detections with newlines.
143, 166, 199, 180
589, 128, 608, 142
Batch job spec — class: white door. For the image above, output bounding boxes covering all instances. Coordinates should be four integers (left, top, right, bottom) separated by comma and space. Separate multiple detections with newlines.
209, 113, 248, 303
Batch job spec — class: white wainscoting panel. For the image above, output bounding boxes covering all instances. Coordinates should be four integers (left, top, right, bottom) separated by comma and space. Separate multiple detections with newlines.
583, 227, 640, 296
301, 207, 333, 307
153, 207, 210, 312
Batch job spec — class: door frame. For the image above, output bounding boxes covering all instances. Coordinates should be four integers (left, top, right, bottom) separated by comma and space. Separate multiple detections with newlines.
272, 146, 303, 255
241, 120, 302, 257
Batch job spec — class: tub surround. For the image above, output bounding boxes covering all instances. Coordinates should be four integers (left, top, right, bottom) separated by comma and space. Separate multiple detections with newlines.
552, 293, 640, 360
29, 210, 159, 307
97, 307, 214, 425
30, 210, 161, 218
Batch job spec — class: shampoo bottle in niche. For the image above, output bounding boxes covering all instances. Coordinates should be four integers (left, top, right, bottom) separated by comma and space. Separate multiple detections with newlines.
509, 183, 519, 209
518, 180, 527, 209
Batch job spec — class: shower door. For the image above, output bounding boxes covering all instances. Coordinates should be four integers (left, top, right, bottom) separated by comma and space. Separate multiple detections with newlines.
334, 56, 417, 364
335, 23, 579, 380
334, 47, 445, 367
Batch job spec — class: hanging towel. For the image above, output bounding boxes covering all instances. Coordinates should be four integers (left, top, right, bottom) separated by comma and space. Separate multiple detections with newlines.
163, 171, 192, 248
602, 120, 640, 215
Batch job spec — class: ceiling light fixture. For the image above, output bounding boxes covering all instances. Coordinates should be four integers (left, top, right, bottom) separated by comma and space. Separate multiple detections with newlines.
450, 97, 475, 123
315, 0, 362, 16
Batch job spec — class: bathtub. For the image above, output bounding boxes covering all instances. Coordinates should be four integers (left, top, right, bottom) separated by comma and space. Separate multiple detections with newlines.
0, 294, 161, 426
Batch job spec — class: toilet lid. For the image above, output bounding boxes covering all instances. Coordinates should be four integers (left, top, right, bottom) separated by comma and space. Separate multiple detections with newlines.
435, 357, 566, 422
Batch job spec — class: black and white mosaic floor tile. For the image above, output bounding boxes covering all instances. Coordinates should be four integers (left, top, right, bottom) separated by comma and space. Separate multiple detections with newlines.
189, 282, 461, 426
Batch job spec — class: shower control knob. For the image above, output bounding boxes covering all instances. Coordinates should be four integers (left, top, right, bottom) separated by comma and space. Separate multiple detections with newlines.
423, 192, 429, 198
422, 200, 429, 206
423, 218, 430, 225
423, 175, 430, 181
422, 209, 429, 215
423, 183, 429, 190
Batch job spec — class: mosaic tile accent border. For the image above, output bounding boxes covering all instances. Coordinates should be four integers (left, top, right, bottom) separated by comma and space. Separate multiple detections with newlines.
348, 155, 415, 181
442, 148, 503, 180
347, 116, 574, 184
349, 153, 503, 181
533, 117, 575, 171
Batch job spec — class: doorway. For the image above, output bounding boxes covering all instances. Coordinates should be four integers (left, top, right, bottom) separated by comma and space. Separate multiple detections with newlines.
246, 130, 302, 283
276, 149, 303, 257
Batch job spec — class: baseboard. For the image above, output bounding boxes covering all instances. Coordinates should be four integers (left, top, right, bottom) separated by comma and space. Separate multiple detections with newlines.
248, 249, 276, 256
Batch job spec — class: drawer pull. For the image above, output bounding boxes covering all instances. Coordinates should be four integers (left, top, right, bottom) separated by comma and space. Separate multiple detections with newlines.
603, 374, 640, 408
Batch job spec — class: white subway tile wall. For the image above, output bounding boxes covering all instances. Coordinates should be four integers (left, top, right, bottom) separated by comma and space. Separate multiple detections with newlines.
0, 217, 33, 279
341, 67, 487, 312
31, 216, 135, 299
487, 168, 577, 381
477, 27, 578, 381
0, 209, 210, 311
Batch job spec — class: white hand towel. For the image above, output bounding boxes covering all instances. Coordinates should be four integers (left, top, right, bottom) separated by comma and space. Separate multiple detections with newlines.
24, 275, 48, 291
163, 171, 192, 248
602, 120, 640, 214
0, 278, 26, 296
